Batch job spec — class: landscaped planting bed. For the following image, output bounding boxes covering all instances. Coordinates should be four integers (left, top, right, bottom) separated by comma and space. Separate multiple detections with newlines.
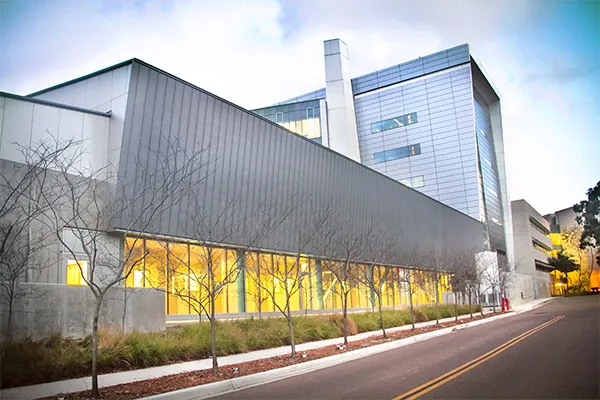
1, 305, 480, 390
46, 311, 498, 400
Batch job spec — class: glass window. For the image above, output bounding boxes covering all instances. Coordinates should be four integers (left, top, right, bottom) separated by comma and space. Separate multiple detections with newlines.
276, 112, 283, 124
167, 243, 190, 315
382, 117, 403, 131
125, 238, 145, 288
145, 240, 167, 290
412, 144, 421, 156
66, 259, 88, 286
411, 175, 425, 188
370, 112, 418, 134
373, 152, 386, 164
371, 121, 383, 134
491, 217, 503, 226
306, 107, 314, 119
373, 143, 421, 164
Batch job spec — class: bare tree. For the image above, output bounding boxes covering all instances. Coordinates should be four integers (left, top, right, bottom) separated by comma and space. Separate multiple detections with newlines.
425, 247, 455, 324
319, 223, 366, 346
245, 252, 270, 319
37, 135, 201, 396
497, 253, 519, 310
360, 264, 394, 338
359, 228, 397, 338
0, 136, 79, 338
245, 201, 324, 357
394, 244, 429, 330
159, 197, 294, 372
248, 254, 303, 356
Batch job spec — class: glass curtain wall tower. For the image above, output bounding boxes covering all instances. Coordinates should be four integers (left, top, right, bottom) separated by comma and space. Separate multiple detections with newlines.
253, 40, 513, 261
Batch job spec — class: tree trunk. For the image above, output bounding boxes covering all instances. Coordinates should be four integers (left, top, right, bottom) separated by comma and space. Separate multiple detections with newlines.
434, 276, 440, 324
257, 283, 262, 319
210, 304, 218, 373
6, 295, 13, 339
121, 291, 127, 332
477, 285, 484, 317
407, 274, 415, 330
342, 292, 349, 345
468, 289, 473, 319
492, 286, 497, 313
287, 308, 296, 357
209, 255, 218, 373
378, 294, 386, 338
454, 291, 459, 323
91, 295, 103, 397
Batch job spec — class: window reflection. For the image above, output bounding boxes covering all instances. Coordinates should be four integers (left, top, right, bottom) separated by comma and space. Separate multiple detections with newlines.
371, 112, 418, 134
374, 144, 421, 164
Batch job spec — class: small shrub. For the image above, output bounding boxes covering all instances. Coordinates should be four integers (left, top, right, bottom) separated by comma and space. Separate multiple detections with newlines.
351, 312, 381, 333
292, 316, 340, 342
326, 314, 358, 336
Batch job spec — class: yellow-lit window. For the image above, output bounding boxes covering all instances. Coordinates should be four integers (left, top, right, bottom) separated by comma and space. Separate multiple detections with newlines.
125, 238, 145, 288
133, 270, 144, 287
67, 259, 88, 286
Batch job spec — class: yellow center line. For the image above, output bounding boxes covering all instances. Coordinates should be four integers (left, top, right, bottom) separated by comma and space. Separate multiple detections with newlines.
393, 315, 565, 400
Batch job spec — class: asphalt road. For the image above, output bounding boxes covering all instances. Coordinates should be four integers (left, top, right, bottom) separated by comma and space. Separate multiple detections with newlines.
212, 296, 600, 399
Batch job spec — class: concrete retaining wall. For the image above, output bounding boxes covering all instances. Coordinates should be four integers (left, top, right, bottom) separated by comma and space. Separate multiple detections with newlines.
0, 283, 165, 339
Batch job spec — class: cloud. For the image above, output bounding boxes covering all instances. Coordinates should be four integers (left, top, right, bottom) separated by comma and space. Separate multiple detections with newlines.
0, 0, 597, 214
526, 60, 595, 83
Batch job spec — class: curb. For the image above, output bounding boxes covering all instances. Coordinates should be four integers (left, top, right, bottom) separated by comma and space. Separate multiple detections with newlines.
143, 312, 516, 400
0, 312, 491, 400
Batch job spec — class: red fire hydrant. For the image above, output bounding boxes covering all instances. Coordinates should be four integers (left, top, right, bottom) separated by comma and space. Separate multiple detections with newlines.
502, 297, 510, 311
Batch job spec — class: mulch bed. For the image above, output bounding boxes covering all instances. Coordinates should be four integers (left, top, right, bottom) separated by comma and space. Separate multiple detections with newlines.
44, 313, 501, 399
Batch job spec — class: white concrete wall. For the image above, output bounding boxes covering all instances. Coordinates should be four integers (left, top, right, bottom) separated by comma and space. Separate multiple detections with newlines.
31, 64, 132, 176
0, 283, 165, 339
0, 95, 110, 177
510, 200, 554, 301
507, 272, 552, 306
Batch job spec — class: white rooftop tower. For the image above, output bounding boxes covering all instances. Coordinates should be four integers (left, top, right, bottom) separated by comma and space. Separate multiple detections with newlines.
323, 39, 361, 162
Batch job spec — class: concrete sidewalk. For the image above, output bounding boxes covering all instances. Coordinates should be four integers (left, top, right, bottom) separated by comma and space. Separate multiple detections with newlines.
0, 301, 550, 400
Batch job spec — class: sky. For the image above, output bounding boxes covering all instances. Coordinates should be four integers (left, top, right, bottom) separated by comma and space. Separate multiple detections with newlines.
1, 0, 598, 215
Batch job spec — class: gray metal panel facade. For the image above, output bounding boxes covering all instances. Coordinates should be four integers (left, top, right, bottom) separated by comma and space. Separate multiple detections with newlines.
115, 61, 482, 266
355, 64, 480, 220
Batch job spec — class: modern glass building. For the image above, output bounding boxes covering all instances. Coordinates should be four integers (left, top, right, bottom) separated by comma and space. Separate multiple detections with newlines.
253, 40, 513, 262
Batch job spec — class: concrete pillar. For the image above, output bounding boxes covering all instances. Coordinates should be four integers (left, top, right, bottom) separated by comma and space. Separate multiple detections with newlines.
315, 260, 324, 310
324, 39, 361, 162
236, 250, 246, 313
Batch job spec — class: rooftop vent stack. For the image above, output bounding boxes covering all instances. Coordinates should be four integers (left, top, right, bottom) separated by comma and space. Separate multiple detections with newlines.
323, 39, 361, 162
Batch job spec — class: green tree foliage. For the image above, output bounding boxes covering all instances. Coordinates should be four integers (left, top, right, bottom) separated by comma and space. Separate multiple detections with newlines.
548, 251, 580, 274
573, 180, 600, 265
548, 251, 580, 292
